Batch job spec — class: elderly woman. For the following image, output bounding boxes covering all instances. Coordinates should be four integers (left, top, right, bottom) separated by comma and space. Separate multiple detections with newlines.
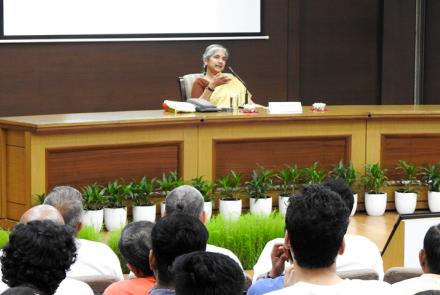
191, 44, 255, 108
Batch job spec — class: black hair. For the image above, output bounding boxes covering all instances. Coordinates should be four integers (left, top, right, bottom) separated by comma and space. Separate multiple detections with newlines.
1, 220, 77, 295
286, 184, 349, 269
322, 178, 354, 211
424, 224, 440, 274
118, 221, 154, 277
0, 286, 41, 295
151, 213, 208, 285
173, 251, 244, 295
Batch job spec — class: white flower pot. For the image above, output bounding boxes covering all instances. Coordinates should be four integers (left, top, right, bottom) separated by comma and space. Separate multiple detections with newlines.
394, 191, 417, 214
82, 209, 104, 232
365, 193, 387, 216
133, 205, 156, 222
351, 193, 358, 217
204, 201, 213, 221
250, 197, 272, 216
219, 199, 242, 221
428, 191, 440, 212
160, 201, 166, 217
279, 195, 290, 216
104, 207, 127, 231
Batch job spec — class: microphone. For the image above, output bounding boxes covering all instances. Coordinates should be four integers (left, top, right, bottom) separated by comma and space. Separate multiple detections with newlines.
228, 66, 249, 105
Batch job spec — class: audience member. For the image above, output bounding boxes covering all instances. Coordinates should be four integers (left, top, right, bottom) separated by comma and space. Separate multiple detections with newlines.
265, 185, 391, 295
0, 205, 93, 295
165, 185, 243, 269
392, 224, 440, 294
173, 251, 244, 295
1, 220, 77, 295
252, 178, 383, 283
44, 186, 124, 281
104, 221, 156, 295
0, 286, 41, 295
149, 213, 208, 295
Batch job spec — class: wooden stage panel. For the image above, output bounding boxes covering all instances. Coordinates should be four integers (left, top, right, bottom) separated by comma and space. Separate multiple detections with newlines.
381, 134, 440, 180
46, 142, 182, 190
214, 136, 350, 180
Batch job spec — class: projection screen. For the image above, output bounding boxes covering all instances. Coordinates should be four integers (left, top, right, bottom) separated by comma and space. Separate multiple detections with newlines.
1, 0, 263, 42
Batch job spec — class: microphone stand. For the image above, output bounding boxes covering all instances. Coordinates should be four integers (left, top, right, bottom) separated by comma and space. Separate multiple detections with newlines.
228, 66, 249, 106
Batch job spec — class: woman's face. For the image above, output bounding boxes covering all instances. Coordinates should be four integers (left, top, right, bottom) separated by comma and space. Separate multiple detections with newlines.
205, 50, 227, 74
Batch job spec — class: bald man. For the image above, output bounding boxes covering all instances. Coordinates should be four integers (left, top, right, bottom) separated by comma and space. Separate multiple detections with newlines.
0, 205, 93, 295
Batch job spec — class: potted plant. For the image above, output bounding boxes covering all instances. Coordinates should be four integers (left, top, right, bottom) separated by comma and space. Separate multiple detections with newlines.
34, 192, 46, 205
246, 166, 274, 216
276, 165, 302, 216
82, 183, 105, 232
216, 170, 243, 221
303, 162, 327, 184
131, 176, 157, 222
394, 160, 418, 214
191, 176, 214, 221
363, 163, 388, 216
420, 163, 440, 212
103, 180, 130, 231
331, 160, 359, 216
157, 171, 185, 216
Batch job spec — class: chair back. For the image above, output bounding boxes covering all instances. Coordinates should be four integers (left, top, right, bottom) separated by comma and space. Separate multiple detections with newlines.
337, 269, 379, 280
177, 73, 203, 101
74, 275, 119, 295
383, 267, 423, 284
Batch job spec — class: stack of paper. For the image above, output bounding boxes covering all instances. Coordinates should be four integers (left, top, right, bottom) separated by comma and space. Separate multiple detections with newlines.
268, 102, 303, 114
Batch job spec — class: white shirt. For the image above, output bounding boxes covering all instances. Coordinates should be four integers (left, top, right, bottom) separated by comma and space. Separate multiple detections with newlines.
207, 243, 243, 270
253, 234, 384, 281
68, 238, 124, 281
0, 277, 94, 295
391, 273, 440, 295
265, 279, 392, 295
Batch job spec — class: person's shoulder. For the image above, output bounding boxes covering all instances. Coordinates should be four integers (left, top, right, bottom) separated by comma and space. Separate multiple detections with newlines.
57, 278, 94, 295
247, 277, 284, 295
345, 279, 392, 291
77, 238, 115, 253
206, 244, 242, 268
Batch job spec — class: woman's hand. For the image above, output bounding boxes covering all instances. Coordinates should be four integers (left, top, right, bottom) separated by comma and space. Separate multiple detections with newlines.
209, 73, 231, 88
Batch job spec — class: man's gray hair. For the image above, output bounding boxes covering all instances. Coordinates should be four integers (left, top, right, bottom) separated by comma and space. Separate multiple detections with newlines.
44, 186, 84, 229
202, 44, 229, 63
165, 185, 204, 219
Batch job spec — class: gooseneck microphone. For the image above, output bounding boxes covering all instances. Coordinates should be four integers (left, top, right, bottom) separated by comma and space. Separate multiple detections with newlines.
228, 66, 249, 105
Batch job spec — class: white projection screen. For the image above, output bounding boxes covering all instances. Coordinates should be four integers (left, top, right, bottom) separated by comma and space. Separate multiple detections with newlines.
1, 0, 262, 41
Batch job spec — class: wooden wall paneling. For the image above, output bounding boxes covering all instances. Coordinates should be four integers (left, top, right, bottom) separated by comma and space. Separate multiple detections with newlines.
0, 1, 289, 116
46, 143, 182, 190
381, 0, 416, 104
287, 0, 301, 99
0, 129, 6, 218
295, 0, 382, 105
214, 136, 350, 180
6, 146, 27, 220
423, 0, 440, 104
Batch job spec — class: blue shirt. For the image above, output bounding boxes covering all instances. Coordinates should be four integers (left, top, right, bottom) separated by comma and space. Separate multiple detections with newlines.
247, 276, 284, 295
149, 288, 175, 295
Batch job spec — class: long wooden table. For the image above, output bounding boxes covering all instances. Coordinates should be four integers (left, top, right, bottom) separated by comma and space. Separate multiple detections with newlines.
1, 105, 440, 226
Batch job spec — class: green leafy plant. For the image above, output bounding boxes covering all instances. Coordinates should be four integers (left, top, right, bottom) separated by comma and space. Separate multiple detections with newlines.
77, 225, 102, 241
0, 229, 10, 249
131, 176, 156, 206
157, 171, 185, 195
206, 212, 285, 269
420, 163, 440, 192
82, 183, 105, 210
34, 193, 46, 205
246, 166, 274, 200
104, 180, 131, 208
331, 160, 359, 192
363, 163, 388, 194
396, 160, 418, 193
276, 165, 302, 196
216, 170, 243, 201
303, 162, 327, 184
191, 176, 214, 202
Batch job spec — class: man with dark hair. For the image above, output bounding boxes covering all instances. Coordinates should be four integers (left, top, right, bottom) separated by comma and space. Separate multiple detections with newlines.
104, 221, 156, 295
165, 185, 242, 269
251, 178, 383, 288
1, 220, 77, 295
172, 251, 244, 295
44, 186, 123, 281
266, 185, 390, 295
149, 213, 208, 295
392, 224, 440, 294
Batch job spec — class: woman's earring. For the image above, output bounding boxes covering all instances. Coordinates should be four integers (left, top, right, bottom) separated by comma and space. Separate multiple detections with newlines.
203, 65, 207, 75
